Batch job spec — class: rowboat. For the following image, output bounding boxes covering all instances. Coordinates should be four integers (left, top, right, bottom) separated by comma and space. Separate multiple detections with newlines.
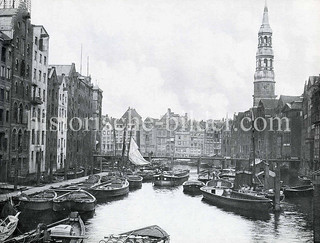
127, 175, 143, 189
201, 186, 272, 212
183, 180, 205, 194
53, 189, 96, 212
136, 170, 156, 182
4, 212, 86, 243
16, 190, 57, 211
298, 176, 312, 185
198, 170, 214, 184
0, 212, 20, 242
86, 178, 129, 200
206, 178, 233, 189
49, 211, 86, 243
218, 168, 236, 182
283, 185, 314, 198
102, 225, 170, 243
53, 169, 85, 180
153, 169, 189, 187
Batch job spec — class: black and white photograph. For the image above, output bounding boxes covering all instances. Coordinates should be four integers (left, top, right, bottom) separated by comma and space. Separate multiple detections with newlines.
0, 0, 320, 242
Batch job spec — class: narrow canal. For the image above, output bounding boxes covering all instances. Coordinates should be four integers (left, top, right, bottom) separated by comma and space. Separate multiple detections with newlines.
85, 166, 313, 243
15, 165, 313, 242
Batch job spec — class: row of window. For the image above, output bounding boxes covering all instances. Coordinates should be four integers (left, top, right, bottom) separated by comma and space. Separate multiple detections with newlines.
11, 129, 29, 151
0, 88, 10, 102
31, 129, 45, 146
33, 68, 47, 83
34, 51, 47, 65
0, 66, 11, 79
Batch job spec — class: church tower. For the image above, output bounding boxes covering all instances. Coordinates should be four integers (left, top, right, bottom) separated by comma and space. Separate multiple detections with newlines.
253, 2, 276, 106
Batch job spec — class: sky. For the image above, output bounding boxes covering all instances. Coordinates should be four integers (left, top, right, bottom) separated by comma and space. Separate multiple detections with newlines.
31, 0, 320, 120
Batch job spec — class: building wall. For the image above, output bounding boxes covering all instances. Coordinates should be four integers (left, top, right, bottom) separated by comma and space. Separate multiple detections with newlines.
29, 25, 49, 174
0, 4, 33, 180
0, 33, 12, 181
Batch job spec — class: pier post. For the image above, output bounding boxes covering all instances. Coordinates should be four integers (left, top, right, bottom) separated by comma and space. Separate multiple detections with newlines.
197, 157, 200, 174
274, 161, 281, 211
313, 172, 320, 242
264, 161, 269, 191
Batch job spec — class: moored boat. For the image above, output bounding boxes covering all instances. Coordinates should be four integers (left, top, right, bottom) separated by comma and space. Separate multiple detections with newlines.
218, 168, 236, 182
0, 212, 20, 242
153, 169, 189, 187
4, 212, 86, 243
86, 178, 129, 200
137, 170, 156, 182
16, 190, 57, 211
183, 180, 205, 194
206, 178, 233, 189
53, 189, 96, 212
127, 175, 143, 189
198, 170, 214, 183
283, 185, 314, 198
200, 186, 272, 212
101, 225, 170, 243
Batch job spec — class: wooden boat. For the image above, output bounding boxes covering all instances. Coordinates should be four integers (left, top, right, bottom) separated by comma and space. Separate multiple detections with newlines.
206, 178, 233, 189
183, 180, 205, 194
198, 170, 214, 183
218, 168, 236, 182
102, 225, 170, 243
200, 186, 272, 212
127, 175, 143, 189
298, 176, 312, 185
137, 170, 156, 182
4, 212, 86, 243
16, 190, 57, 211
283, 185, 314, 198
153, 169, 189, 187
86, 178, 129, 200
0, 212, 20, 242
53, 189, 96, 212
53, 169, 85, 180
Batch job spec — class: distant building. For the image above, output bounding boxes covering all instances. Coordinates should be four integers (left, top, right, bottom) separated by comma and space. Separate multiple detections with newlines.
312, 77, 320, 171
29, 25, 49, 175
0, 3, 33, 182
0, 30, 12, 181
301, 76, 320, 173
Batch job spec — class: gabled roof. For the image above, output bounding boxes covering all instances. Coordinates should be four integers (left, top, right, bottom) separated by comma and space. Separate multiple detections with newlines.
278, 95, 301, 105
259, 99, 278, 110
49, 64, 76, 77
121, 107, 142, 121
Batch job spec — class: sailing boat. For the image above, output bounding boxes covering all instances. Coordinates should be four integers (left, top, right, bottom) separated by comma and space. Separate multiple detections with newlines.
126, 137, 147, 187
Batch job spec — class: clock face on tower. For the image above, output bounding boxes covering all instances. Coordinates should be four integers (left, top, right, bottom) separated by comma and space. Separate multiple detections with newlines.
263, 84, 269, 90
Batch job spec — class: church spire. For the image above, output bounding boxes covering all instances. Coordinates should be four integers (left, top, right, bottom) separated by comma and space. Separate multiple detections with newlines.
253, 2, 276, 107
259, 1, 272, 33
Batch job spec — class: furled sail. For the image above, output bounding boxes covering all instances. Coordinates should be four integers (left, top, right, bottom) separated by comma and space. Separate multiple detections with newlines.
128, 137, 150, 166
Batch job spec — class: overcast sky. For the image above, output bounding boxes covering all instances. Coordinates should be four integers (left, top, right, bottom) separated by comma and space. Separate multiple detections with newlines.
32, 0, 320, 120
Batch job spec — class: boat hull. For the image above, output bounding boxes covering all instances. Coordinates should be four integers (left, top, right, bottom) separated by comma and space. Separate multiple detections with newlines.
86, 185, 129, 200
20, 200, 53, 211
284, 186, 314, 198
127, 176, 143, 188
153, 174, 189, 187
183, 184, 203, 194
53, 200, 95, 212
201, 187, 272, 212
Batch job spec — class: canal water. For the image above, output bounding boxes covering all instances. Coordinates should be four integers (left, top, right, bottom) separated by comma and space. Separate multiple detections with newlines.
17, 166, 313, 242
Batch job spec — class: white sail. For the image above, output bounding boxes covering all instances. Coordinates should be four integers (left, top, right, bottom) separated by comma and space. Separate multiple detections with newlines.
128, 137, 150, 166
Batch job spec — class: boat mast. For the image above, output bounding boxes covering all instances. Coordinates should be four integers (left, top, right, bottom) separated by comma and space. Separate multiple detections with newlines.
251, 109, 256, 189
126, 125, 134, 170
121, 119, 128, 172
112, 118, 117, 171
